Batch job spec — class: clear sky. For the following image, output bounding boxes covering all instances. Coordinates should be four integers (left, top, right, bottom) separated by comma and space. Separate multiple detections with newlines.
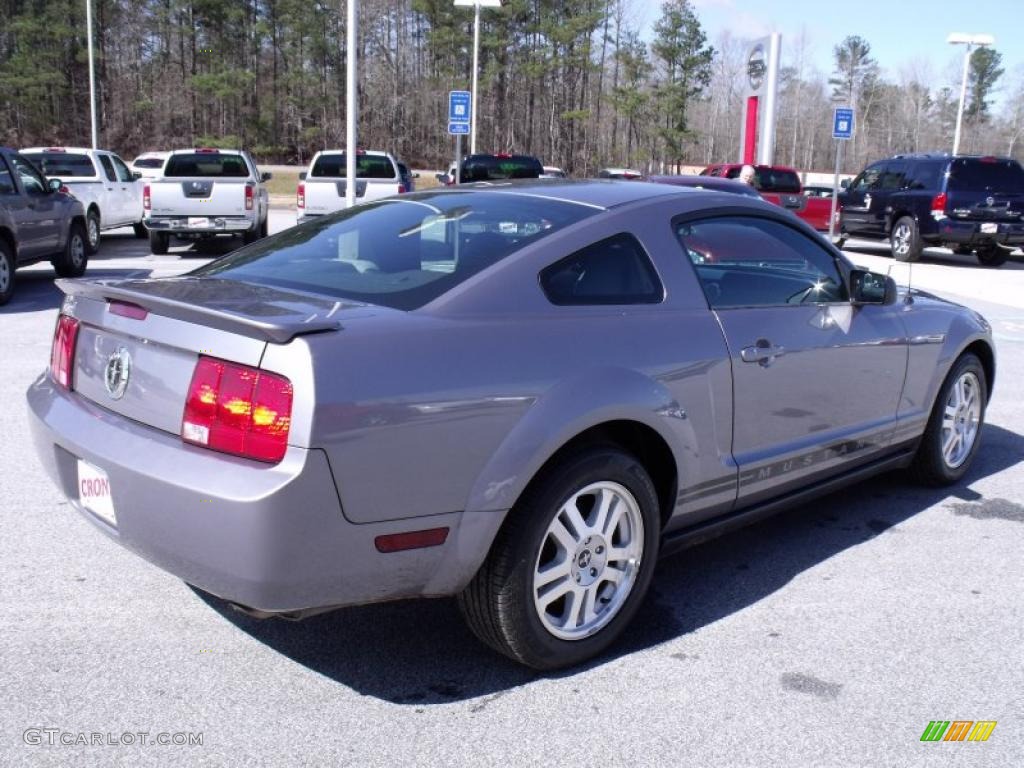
638, 0, 1023, 107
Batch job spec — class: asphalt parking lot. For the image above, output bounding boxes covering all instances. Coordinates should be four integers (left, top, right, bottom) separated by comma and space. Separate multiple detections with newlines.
1, 216, 1022, 767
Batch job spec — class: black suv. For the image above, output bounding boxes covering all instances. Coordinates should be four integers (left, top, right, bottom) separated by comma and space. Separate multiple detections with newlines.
838, 154, 1024, 266
458, 153, 543, 183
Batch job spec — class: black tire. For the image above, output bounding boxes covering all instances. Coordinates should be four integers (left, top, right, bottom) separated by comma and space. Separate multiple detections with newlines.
149, 231, 170, 255
890, 215, 922, 262
53, 220, 88, 278
0, 239, 15, 305
909, 353, 987, 487
85, 208, 101, 254
133, 222, 148, 239
458, 446, 661, 670
242, 223, 261, 245
259, 215, 268, 238
976, 246, 1009, 267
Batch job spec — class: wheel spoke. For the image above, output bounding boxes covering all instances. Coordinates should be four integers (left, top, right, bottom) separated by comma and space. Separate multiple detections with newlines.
943, 404, 957, 427
943, 431, 961, 464
576, 586, 597, 628
535, 557, 572, 590
560, 498, 589, 540
547, 517, 578, 553
593, 489, 619, 536
606, 544, 634, 565
537, 578, 574, 612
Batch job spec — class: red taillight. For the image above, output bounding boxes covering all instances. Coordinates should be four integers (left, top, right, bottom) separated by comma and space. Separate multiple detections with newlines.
58, 184, 70, 195
46, 147, 66, 152
181, 357, 293, 463
297, 182, 305, 209
397, 183, 407, 194
375, 527, 450, 553
108, 300, 148, 320
931, 192, 947, 212
195, 147, 219, 154
143, 184, 151, 210
245, 184, 254, 211
50, 314, 80, 390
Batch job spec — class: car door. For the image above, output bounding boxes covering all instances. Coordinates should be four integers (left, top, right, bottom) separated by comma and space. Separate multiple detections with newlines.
110, 153, 141, 225
8, 154, 61, 258
674, 214, 908, 506
96, 154, 125, 226
839, 162, 883, 236
875, 160, 907, 235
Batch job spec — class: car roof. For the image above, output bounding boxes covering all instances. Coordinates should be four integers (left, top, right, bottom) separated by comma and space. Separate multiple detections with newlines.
315, 149, 392, 157
410, 178, 766, 211
168, 148, 245, 155
21, 146, 105, 154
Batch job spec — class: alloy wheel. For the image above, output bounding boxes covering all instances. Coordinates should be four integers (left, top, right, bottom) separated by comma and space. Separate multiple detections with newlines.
941, 371, 982, 469
533, 481, 645, 641
892, 223, 910, 256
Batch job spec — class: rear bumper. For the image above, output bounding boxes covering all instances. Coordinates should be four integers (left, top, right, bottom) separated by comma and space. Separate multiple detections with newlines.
145, 216, 254, 235
26, 374, 498, 614
925, 219, 1024, 247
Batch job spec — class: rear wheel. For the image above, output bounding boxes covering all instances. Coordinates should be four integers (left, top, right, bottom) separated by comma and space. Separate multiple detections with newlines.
458, 446, 660, 670
85, 208, 101, 254
133, 222, 148, 239
890, 216, 922, 262
952, 245, 974, 256
149, 231, 170, 255
259, 215, 268, 238
909, 353, 987, 486
53, 220, 88, 277
976, 246, 1009, 267
0, 239, 15, 305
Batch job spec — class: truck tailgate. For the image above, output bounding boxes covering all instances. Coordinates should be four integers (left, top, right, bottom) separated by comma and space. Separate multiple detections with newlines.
304, 178, 401, 214
150, 179, 251, 217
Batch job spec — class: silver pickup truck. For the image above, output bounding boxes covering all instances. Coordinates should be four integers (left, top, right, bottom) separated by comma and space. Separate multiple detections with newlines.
144, 149, 270, 254
297, 150, 404, 223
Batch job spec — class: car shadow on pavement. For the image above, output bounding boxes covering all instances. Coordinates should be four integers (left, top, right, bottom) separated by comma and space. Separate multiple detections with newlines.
844, 242, 1024, 269
194, 422, 1024, 705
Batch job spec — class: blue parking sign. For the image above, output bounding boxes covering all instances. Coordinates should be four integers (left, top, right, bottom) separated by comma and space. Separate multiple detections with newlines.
833, 107, 854, 140
449, 91, 471, 124
448, 122, 469, 135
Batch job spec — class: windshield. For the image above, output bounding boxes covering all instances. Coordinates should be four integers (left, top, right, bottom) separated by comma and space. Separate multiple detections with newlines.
133, 158, 165, 168
311, 154, 397, 179
164, 153, 249, 177
461, 156, 543, 182
192, 191, 597, 310
22, 152, 97, 177
947, 158, 1024, 192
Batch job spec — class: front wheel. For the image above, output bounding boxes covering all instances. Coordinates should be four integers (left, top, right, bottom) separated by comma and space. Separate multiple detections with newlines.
909, 353, 987, 486
458, 446, 660, 670
976, 246, 1009, 267
0, 239, 15, 305
891, 216, 922, 262
53, 221, 88, 277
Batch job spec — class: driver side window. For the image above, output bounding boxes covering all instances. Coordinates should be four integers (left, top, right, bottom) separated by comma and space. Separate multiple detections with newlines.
850, 165, 882, 193
675, 216, 848, 308
10, 155, 46, 196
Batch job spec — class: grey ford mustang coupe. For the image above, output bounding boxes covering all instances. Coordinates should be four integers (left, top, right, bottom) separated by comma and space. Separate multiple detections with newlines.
28, 180, 994, 669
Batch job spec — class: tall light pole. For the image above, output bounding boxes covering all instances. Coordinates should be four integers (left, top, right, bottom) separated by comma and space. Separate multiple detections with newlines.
345, 0, 358, 208
947, 33, 994, 156
454, 0, 501, 156
85, 0, 98, 149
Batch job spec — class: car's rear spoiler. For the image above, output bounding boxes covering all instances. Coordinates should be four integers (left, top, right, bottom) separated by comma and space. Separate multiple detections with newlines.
57, 278, 345, 343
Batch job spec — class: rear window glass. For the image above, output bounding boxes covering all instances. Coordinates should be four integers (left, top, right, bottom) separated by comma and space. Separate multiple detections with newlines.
724, 166, 801, 193
192, 191, 596, 311
133, 158, 165, 168
461, 156, 543, 182
311, 154, 397, 179
164, 153, 249, 177
541, 233, 662, 305
22, 152, 96, 177
947, 158, 1024, 192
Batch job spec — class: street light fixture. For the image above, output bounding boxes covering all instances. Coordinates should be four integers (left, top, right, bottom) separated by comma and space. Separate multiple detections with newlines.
946, 32, 995, 156
454, 0, 501, 156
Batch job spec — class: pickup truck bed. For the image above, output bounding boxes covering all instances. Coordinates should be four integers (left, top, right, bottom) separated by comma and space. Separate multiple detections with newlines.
701, 163, 836, 232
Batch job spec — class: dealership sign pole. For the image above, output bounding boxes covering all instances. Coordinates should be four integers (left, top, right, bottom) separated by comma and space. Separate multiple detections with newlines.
85, 0, 98, 149
345, 0, 358, 208
738, 34, 781, 165
449, 90, 471, 184
829, 107, 854, 243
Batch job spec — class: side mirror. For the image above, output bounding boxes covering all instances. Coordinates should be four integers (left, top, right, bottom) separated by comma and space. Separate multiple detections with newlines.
298, 171, 307, 181
840, 178, 850, 189
131, 171, 142, 181
47, 178, 63, 193
261, 171, 273, 182
850, 269, 897, 306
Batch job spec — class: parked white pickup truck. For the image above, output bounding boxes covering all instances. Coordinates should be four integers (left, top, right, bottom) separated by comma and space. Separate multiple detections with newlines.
144, 148, 271, 254
21, 146, 146, 252
297, 150, 405, 223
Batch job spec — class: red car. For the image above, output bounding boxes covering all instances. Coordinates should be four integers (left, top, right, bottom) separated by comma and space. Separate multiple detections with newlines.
701, 163, 837, 233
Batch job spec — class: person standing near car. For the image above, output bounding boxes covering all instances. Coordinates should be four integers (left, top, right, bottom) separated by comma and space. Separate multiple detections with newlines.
739, 165, 756, 186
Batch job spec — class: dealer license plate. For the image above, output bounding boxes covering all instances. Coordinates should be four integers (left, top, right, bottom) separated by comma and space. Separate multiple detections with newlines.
187, 217, 210, 228
980, 222, 998, 234
77, 459, 117, 527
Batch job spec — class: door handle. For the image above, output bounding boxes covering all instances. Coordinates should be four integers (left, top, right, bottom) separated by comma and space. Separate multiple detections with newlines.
741, 339, 786, 366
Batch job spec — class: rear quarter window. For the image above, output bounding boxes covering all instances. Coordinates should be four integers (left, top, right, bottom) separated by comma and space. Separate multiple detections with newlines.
947, 158, 1024, 192
540, 233, 662, 306
22, 152, 97, 177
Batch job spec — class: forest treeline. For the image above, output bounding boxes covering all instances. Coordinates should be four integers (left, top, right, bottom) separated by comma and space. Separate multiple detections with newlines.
2, 0, 1022, 173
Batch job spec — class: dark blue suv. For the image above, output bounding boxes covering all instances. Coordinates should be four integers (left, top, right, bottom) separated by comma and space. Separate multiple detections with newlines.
838, 154, 1024, 267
